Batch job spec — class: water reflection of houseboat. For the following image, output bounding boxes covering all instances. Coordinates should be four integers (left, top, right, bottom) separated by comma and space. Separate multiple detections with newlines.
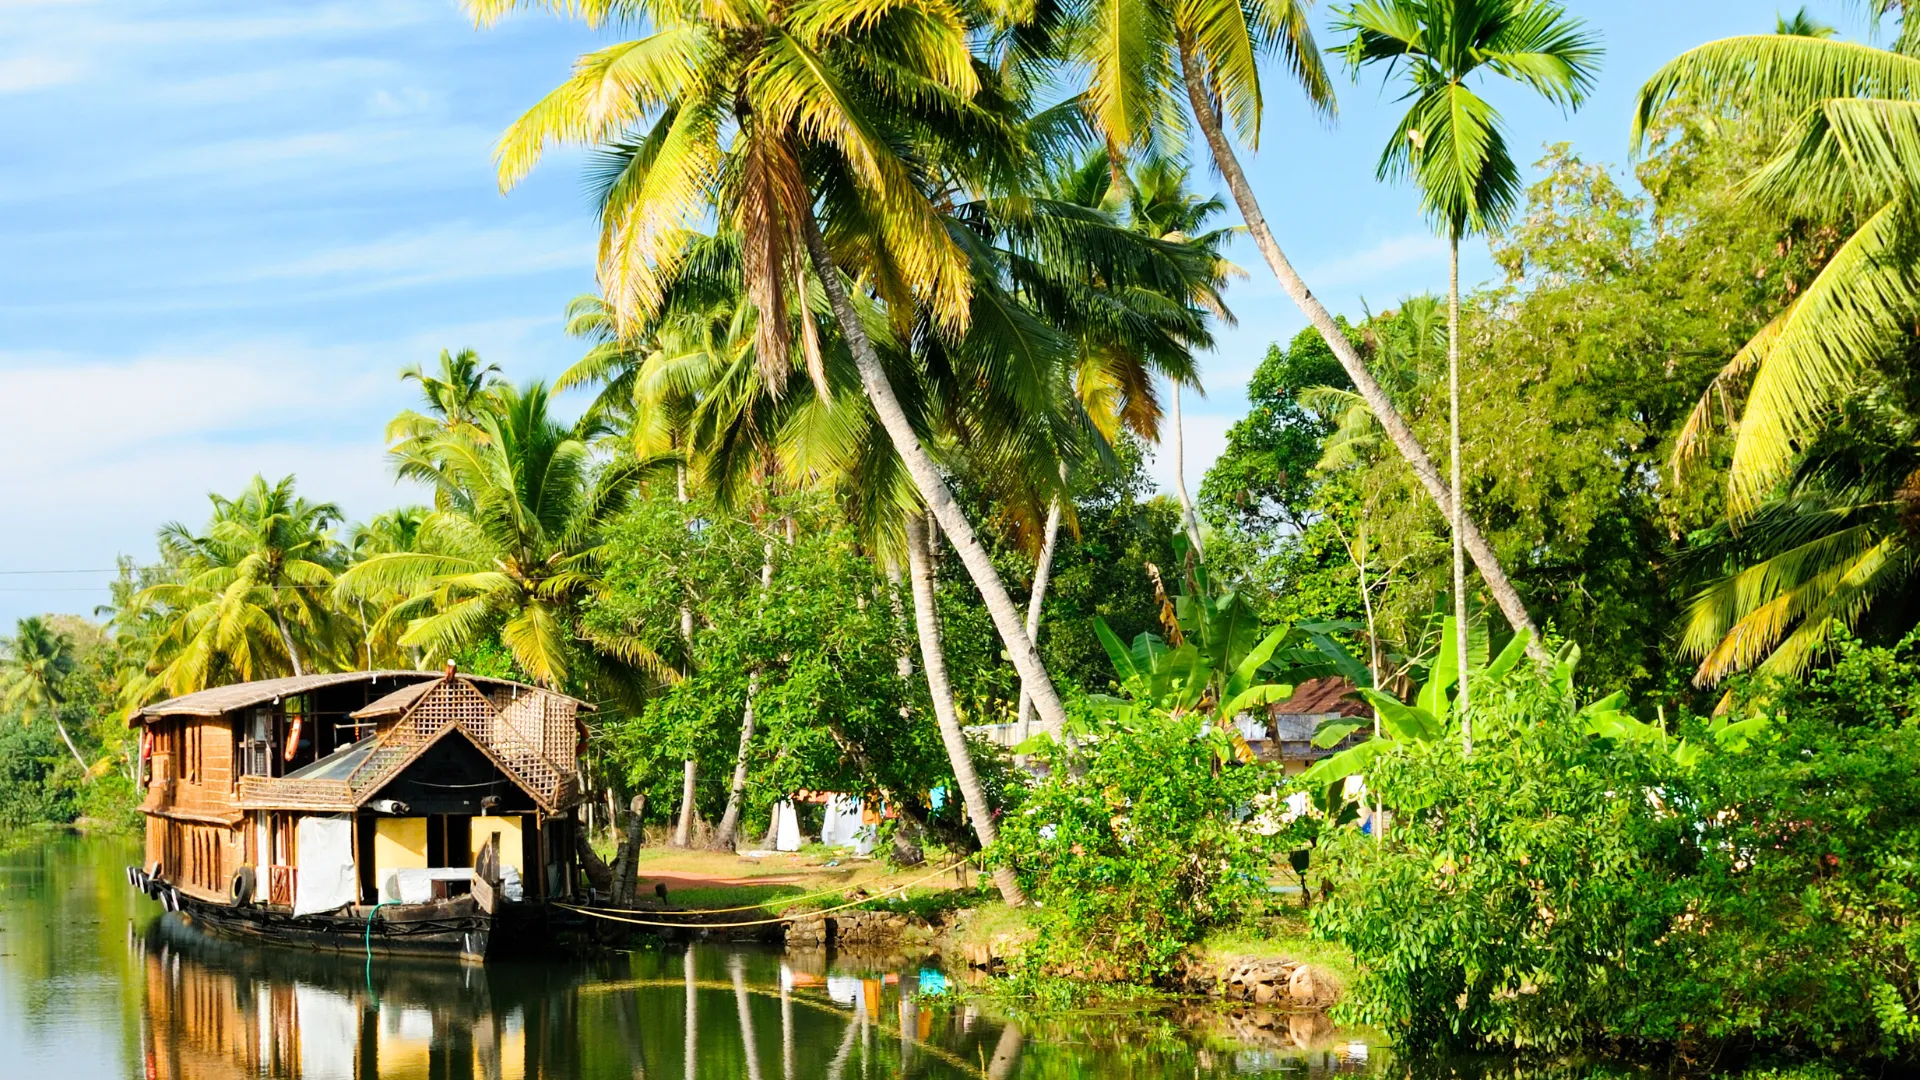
127, 666, 591, 960
138, 911, 573, 1080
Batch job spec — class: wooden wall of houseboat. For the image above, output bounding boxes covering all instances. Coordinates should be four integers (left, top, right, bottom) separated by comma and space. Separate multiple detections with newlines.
143, 713, 245, 901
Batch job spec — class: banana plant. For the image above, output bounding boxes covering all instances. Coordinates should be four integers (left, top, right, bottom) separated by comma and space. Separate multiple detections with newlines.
1081, 615, 1297, 763
1300, 619, 1771, 791
1300, 617, 1531, 786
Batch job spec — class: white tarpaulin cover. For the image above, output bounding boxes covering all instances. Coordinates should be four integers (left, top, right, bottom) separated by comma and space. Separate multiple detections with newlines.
294, 815, 357, 916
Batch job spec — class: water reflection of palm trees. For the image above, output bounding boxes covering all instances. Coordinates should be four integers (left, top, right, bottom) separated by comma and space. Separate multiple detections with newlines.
134, 914, 1384, 1079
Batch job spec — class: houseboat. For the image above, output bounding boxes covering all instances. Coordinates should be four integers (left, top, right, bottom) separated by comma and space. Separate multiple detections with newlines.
127, 665, 592, 961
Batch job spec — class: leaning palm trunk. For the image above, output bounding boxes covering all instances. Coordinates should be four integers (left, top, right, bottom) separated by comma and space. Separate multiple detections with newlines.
800, 212, 1074, 733
712, 671, 760, 850
52, 716, 90, 778
1170, 382, 1205, 560
1176, 39, 1544, 659
1014, 496, 1062, 729
1448, 238, 1473, 750
905, 513, 1027, 907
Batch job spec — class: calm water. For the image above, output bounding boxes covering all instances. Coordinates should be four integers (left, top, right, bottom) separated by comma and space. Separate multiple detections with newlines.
0, 833, 1426, 1079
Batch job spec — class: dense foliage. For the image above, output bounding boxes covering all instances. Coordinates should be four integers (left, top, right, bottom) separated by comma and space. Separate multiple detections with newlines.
1314, 635, 1920, 1063
999, 709, 1285, 981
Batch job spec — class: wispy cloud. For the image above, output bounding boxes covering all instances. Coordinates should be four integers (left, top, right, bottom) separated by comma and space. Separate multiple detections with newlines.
243, 221, 594, 291
1306, 233, 1448, 289
0, 55, 85, 93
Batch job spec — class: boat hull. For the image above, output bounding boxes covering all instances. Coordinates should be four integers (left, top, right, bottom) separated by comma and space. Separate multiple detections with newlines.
128, 865, 553, 962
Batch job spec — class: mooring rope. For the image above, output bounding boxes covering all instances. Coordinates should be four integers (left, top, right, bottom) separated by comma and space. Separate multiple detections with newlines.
556, 857, 973, 929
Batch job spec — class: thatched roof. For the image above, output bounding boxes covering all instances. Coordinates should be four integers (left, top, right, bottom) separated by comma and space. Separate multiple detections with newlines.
134, 669, 588, 723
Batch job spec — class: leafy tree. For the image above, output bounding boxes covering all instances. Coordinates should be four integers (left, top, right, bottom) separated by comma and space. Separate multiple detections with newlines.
1636, 10, 1920, 679
1, 617, 89, 774
1200, 324, 1352, 538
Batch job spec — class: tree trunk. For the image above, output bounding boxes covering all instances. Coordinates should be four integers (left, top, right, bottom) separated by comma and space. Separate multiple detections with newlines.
672, 758, 699, 848
1175, 38, 1545, 661
52, 716, 90, 779
904, 513, 1027, 907
800, 210, 1074, 732
271, 610, 306, 677
711, 671, 759, 851
1170, 381, 1205, 560
610, 793, 646, 906
673, 458, 698, 849
574, 826, 613, 893
1450, 237, 1473, 752
1014, 495, 1062, 730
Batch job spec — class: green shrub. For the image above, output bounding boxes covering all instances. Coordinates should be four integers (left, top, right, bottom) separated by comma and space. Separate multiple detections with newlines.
1312, 673, 1680, 1052
997, 710, 1285, 982
1313, 641, 1920, 1063
0, 723, 81, 827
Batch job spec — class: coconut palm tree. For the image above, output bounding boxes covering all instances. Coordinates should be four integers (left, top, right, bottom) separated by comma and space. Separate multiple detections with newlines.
1637, 6, 1920, 678
1679, 394, 1920, 686
1642, 8, 1920, 520
389, 348, 504, 445
1066, 0, 1551, 657
133, 475, 346, 694
389, 349, 507, 506
465, 0, 1082, 734
339, 382, 664, 689
0, 617, 90, 775
1334, 0, 1599, 740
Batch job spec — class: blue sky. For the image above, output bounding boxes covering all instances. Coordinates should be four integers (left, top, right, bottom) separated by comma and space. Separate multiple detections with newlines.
0, 0, 1881, 624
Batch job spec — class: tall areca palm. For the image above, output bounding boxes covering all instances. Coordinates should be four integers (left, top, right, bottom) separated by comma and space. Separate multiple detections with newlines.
465, 0, 1082, 735
134, 475, 345, 693
1335, 0, 1598, 739
1068, 0, 1551, 658
1, 617, 89, 775
340, 382, 659, 688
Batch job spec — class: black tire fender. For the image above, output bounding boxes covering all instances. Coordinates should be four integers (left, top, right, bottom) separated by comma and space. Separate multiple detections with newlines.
229, 865, 256, 907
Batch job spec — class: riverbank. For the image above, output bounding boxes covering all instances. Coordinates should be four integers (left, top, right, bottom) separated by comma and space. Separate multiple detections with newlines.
590, 846, 1354, 1008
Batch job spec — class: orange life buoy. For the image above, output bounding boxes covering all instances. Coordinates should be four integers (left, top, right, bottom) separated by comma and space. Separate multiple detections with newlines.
283, 715, 302, 762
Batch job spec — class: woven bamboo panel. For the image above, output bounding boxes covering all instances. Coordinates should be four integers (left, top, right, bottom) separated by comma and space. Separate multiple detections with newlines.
237, 776, 353, 810
306, 677, 588, 811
